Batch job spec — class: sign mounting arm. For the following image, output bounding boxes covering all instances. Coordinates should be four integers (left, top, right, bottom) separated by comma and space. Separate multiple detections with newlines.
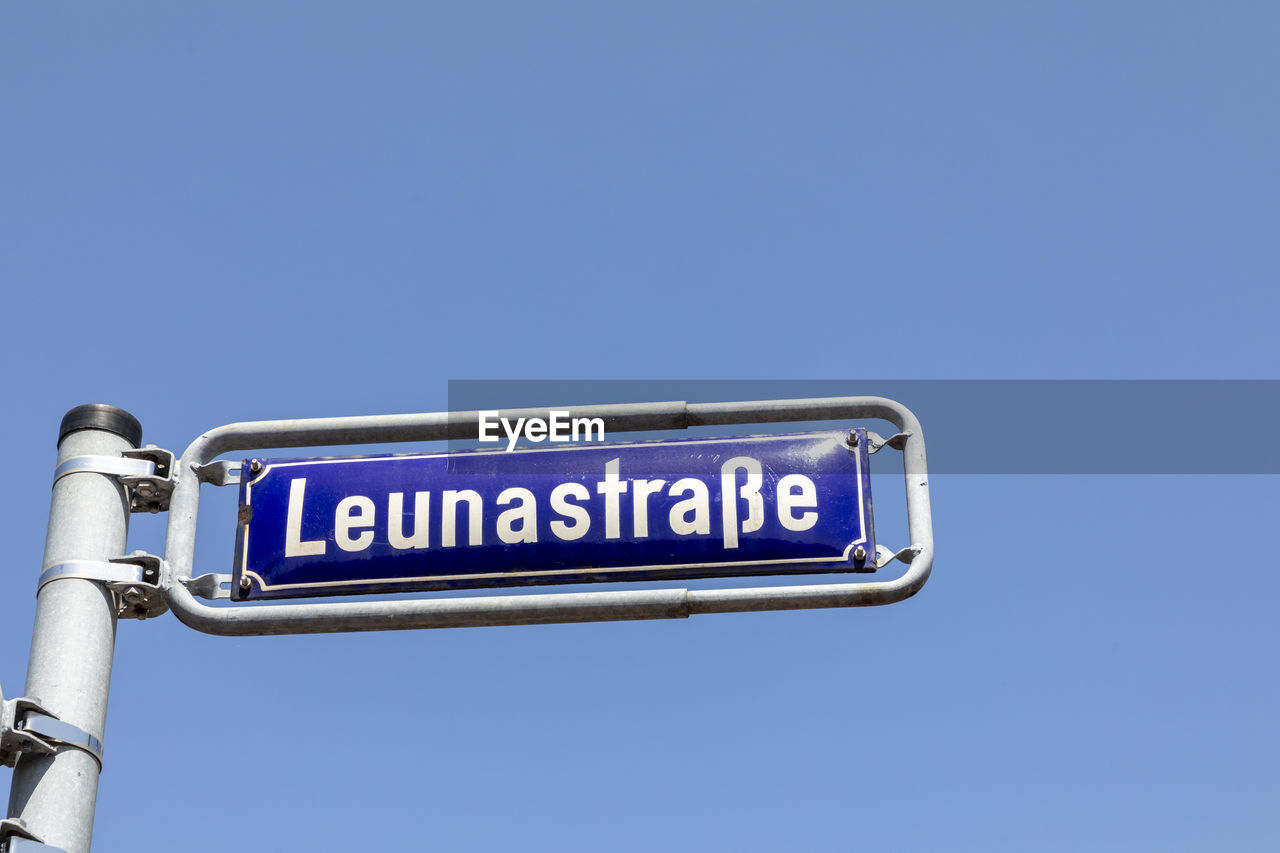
161, 397, 932, 636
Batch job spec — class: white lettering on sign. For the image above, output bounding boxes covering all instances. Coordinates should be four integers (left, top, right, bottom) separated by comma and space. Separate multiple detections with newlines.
549, 482, 591, 541
279, 458, 823, 557
477, 410, 606, 452
596, 458, 628, 539
496, 487, 537, 544
720, 456, 763, 549
335, 495, 375, 552
668, 478, 709, 535
777, 474, 818, 532
388, 491, 430, 549
284, 478, 326, 557
631, 478, 666, 538
442, 490, 482, 548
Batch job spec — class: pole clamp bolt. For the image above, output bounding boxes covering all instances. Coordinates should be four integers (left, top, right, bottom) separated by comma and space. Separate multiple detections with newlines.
36, 553, 168, 620
0, 687, 56, 770
52, 446, 176, 513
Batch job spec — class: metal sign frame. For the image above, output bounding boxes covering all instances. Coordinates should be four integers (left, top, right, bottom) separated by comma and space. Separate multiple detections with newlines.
160, 396, 934, 636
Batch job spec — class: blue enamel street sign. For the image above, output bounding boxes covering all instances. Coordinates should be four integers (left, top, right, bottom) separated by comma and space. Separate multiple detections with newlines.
232, 430, 875, 601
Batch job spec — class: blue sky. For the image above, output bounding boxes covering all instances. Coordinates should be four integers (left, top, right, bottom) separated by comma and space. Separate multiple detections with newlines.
3, 3, 1277, 851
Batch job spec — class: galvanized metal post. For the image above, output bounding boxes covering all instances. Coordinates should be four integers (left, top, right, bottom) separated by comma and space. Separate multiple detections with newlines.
6, 406, 141, 853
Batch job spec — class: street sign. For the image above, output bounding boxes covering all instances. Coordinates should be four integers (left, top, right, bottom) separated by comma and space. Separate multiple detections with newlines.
232, 429, 875, 600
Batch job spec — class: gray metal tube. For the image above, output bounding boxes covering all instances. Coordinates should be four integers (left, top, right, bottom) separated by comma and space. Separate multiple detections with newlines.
163, 587, 692, 636
163, 396, 932, 635
7, 417, 136, 852
188, 401, 689, 459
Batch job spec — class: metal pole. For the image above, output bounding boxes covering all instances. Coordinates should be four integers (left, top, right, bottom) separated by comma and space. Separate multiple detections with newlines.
7, 406, 141, 853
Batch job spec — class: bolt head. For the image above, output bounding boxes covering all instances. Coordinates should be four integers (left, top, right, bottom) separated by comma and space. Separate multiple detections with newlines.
249, 459, 263, 474
239, 576, 252, 590
853, 546, 868, 562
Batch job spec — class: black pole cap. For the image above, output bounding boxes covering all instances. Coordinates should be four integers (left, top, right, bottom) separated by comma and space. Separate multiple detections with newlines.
59, 404, 143, 448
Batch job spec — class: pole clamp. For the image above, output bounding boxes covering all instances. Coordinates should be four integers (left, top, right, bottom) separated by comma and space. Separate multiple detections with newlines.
1, 684, 103, 774
36, 553, 169, 620
0, 818, 70, 853
52, 445, 175, 513
0, 688, 55, 769
11, 713, 103, 770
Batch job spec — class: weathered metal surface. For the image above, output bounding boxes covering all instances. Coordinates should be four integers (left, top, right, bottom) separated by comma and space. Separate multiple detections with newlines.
8, 418, 134, 853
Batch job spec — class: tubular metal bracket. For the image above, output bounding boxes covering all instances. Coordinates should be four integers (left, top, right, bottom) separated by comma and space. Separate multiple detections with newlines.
195, 459, 242, 487
0, 686, 56, 769
36, 553, 169, 620
161, 396, 935, 636
866, 430, 912, 455
52, 446, 175, 513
